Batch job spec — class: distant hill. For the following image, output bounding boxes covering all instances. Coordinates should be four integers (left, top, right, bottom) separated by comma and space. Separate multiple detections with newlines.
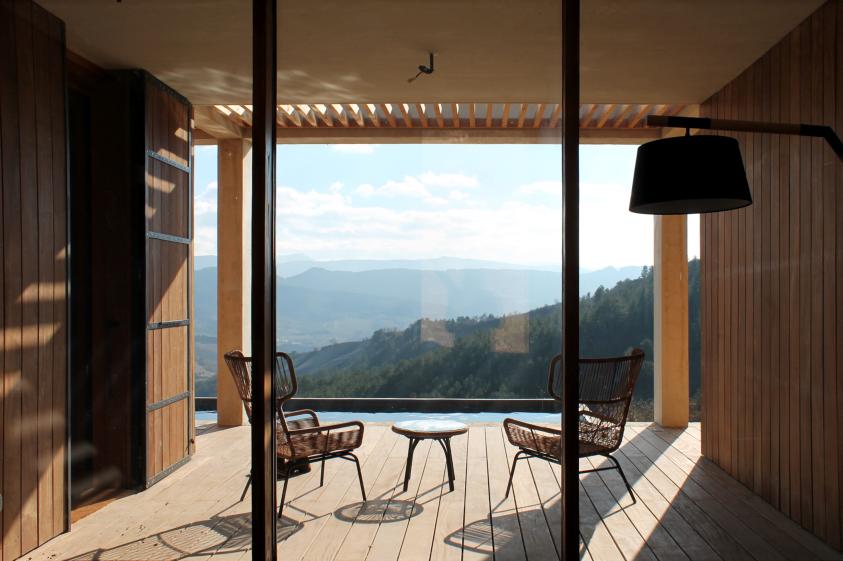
276, 256, 562, 277
195, 255, 217, 271
192, 261, 653, 397
294, 260, 701, 406
193, 263, 644, 347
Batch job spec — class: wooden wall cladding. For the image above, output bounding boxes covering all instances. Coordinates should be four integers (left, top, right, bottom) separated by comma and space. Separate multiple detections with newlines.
0, 0, 68, 558
700, 0, 842, 550
143, 79, 193, 486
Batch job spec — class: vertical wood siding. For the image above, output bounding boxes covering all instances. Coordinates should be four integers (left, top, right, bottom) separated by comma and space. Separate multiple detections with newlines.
700, 0, 842, 550
0, 0, 68, 558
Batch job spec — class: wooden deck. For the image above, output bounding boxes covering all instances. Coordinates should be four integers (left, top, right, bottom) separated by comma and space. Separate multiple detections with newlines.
26, 422, 843, 561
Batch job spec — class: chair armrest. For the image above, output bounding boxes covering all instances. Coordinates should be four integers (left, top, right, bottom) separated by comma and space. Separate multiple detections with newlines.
503, 417, 561, 435
283, 409, 319, 425
503, 418, 561, 455
578, 409, 620, 427
285, 420, 364, 438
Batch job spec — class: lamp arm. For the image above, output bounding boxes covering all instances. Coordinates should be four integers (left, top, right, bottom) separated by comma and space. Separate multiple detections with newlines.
647, 115, 843, 162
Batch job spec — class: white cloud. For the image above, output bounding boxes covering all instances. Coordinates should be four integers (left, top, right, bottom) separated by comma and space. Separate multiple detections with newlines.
273, 185, 563, 266
518, 180, 562, 196
351, 172, 478, 205
195, 226, 217, 256
417, 171, 478, 189
194, 180, 218, 216
330, 144, 375, 155
355, 184, 375, 197
329, 181, 344, 193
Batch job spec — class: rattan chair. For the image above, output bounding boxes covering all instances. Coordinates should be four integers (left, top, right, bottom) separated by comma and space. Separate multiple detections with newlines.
223, 351, 366, 518
503, 348, 645, 503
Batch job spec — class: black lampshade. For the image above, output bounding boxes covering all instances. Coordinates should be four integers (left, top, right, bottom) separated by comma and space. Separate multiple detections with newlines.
629, 135, 752, 214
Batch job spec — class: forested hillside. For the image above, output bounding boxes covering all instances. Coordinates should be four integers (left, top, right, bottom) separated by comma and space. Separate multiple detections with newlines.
295, 259, 701, 418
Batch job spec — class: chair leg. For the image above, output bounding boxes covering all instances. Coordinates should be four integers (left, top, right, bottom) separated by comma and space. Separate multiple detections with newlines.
320, 458, 326, 487
604, 454, 636, 504
505, 451, 524, 498
240, 471, 252, 502
348, 453, 366, 501
278, 464, 291, 520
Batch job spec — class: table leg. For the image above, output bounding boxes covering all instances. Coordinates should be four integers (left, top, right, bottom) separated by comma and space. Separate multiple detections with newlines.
403, 438, 419, 492
443, 438, 456, 491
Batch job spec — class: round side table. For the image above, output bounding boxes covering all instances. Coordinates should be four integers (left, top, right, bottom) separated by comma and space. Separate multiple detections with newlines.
392, 419, 468, 492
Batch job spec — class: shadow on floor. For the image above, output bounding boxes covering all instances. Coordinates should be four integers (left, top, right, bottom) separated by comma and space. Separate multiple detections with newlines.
334, 499, 422, 524
64, 509, 302, 561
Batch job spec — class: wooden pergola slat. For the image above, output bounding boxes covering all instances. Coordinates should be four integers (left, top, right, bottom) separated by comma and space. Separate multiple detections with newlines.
199, 101, 689, 138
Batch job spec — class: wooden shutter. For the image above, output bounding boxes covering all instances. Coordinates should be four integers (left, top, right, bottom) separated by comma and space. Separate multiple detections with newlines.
0, 1, 68, 557
143, 77, 193, 485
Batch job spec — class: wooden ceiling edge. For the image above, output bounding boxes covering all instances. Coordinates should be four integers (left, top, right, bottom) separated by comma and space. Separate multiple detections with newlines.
269, 126, 660, 144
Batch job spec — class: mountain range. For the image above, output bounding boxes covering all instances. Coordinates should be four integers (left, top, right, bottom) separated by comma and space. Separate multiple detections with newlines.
193, 261, 644, 350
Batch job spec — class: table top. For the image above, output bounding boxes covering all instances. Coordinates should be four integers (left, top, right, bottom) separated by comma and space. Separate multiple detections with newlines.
391, 419, 469, 438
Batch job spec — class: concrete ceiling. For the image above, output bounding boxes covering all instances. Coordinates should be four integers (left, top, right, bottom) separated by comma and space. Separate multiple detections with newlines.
42, 0, 823, 105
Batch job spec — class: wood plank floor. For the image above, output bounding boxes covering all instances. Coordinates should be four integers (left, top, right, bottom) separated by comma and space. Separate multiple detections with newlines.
24, 422, 843, 561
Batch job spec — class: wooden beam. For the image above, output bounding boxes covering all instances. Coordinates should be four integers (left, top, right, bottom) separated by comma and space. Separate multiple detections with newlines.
501, 103, 511, 128
295, 104, 317, 127
397, 103, 413, 128
279, 104, 301, 127
433, 103, 445, 128
468, 103, 476, 128
344, 104, 365, 127
331, 103, 348, 127
595, 103, 615, 128
516, 103, 529, 128
485, 103, 493, 128
270, 124, 656, 144
611, 103, 633, 128
654, 215, 689, 428
217, 139, 251, 428
549, 104, 562, 128
227, 104, 252, 127
451, 103, 460, 128
312, 104, 334, 127
669, 103, 686, 116
415, 103, 428, 128
194, 105, 246, 139
378, 103, 397, 127
533, 103, 546, 127
627, 104, 651, 128
362, 103, 381, 127
580, 103, 599, 127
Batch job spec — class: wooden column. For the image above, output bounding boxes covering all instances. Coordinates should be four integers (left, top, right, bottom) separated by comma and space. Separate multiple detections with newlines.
216, 139, 252, 426
654, 214, 689, 427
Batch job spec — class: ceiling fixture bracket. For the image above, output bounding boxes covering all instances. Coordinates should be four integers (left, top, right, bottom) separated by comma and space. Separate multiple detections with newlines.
408, 53, 435, 84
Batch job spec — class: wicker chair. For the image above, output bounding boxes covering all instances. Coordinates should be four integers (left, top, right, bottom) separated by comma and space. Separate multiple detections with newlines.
223, 351, 366, 519
503, 348, 645, 503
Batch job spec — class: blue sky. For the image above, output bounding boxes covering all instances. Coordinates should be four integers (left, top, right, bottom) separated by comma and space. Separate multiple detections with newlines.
194, 144, 699, 270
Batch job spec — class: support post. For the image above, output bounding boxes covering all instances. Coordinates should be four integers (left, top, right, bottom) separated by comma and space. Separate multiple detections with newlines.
654, 215, 689, 427
252, 0, 278, 557
216, 139, 252, 426
561, 0, 580, 559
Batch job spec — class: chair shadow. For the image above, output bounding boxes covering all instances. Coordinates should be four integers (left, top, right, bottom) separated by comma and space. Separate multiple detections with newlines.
63, 508, 302, 561
444, 515, 519, 560
334, 499, 422, 524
